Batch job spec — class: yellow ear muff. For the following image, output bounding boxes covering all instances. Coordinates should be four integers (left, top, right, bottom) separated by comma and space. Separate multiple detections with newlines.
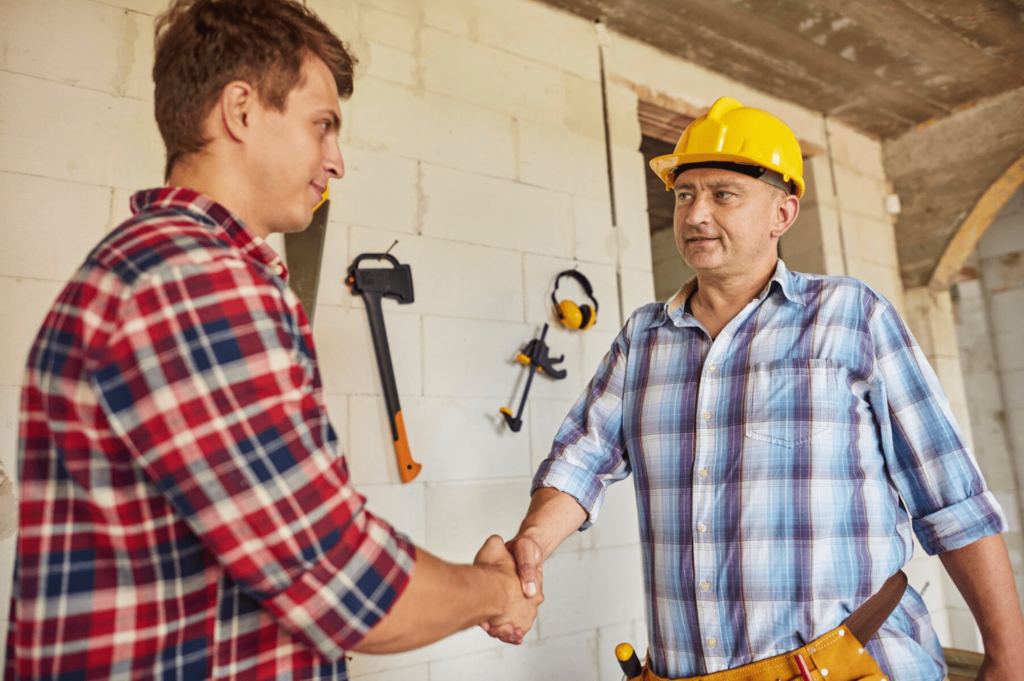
579, 304, 596, 330
551, 269, 599, 331
557, 300, 583, 329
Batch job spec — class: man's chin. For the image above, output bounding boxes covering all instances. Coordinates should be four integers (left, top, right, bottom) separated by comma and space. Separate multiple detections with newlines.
681, 243, 720, 263
274, 212, 315, 235
681, 252, 721, 272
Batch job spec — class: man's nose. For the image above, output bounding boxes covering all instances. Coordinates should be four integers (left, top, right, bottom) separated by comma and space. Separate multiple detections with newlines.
684, 193, 714, 227
325, 142, 344, 180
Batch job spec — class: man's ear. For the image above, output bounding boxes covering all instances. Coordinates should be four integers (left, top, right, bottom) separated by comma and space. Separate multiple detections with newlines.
219, 80, 256, 143
770, 194, 800, 240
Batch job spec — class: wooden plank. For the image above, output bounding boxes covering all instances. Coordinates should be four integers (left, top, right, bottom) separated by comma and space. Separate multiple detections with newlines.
929, 155, 1024, 290
625, 83, 827, 157
638, 100, 694, 145
942, 647, 984, 681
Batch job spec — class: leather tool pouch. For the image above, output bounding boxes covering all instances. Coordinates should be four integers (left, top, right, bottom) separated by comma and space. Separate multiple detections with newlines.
631, 571, 907, 681
633, 626, 886, 681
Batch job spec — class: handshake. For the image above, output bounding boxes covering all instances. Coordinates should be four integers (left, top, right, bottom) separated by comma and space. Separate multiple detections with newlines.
356, 489, 580, 654
474, 533, 546, 646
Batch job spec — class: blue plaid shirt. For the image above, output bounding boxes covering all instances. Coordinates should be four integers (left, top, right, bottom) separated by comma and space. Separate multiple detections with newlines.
534, 260, 1005, 680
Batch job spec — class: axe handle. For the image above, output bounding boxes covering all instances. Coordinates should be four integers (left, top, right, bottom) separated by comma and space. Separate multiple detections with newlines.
392, 411, 421, 483
362, 290, 422, 483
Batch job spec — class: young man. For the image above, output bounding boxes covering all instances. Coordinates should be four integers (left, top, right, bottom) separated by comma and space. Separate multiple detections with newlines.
494, 97, 1024, 680
6, 1, 538, 678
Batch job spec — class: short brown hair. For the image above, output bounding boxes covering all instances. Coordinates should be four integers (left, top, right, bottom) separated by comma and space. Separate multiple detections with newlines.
154, 0, 356, 180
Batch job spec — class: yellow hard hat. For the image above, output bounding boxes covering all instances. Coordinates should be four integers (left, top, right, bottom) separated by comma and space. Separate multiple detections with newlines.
649, 96, 805, 198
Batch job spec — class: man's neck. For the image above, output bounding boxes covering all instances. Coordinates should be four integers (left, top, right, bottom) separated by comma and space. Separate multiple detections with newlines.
689, 258, 778, 338
167, 153, 267, 238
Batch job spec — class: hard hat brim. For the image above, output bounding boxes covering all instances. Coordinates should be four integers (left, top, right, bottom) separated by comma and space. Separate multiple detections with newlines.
650, 151, 805, 198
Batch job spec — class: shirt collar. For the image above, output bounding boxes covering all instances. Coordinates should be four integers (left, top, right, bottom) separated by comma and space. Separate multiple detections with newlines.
655, 259, 809, 328
130, 187, 288, 279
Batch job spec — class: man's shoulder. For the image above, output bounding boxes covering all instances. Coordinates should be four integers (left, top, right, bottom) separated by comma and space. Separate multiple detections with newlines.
86, 204, 238, 286
625, 302, 665, 332
786, 268, 891, 310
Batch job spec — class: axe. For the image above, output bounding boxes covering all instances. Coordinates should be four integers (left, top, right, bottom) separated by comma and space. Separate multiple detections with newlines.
346, 253, 422, 483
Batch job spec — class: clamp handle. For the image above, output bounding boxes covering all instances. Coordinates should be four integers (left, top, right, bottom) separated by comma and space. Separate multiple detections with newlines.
499, 406, 523, 432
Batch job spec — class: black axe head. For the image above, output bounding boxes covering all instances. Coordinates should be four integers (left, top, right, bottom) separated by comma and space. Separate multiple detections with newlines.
346, 253, 414, 304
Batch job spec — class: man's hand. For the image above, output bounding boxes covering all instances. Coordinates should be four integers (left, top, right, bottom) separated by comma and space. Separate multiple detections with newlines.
473, 535, 543, 645
477, 487, 586, 644
507, 534, 545, 599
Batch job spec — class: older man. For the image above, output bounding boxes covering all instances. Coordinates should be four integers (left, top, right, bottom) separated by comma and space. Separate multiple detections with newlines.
6, 1, 538, 678
496, 97, 1024, 681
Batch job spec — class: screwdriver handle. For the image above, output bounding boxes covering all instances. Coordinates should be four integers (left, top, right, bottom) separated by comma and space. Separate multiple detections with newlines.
615, 642, 643, 680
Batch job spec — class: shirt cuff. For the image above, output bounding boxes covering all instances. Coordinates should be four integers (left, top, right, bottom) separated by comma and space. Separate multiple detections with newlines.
912, 490, 1008, 555
265, 511, 416, 661
532, 457, 608, 530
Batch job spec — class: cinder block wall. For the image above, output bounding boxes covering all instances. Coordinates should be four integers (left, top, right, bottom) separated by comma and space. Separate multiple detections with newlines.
0, 0, 982, 675
953, 186, 1024, 647
780, 118, 905, 317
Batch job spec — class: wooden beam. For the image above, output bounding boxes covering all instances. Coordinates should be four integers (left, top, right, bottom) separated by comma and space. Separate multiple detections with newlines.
618, 78, 827, 157
942, 648, 984, 681
928, 155, 1024, 290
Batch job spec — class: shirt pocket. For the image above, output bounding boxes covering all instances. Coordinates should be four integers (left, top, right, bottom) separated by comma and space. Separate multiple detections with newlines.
744, 358, 835, 448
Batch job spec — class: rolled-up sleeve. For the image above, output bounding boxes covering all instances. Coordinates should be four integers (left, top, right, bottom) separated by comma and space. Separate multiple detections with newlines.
90, 258, 415, 660
532, 317, 634, 529
868, 300, 1006, 555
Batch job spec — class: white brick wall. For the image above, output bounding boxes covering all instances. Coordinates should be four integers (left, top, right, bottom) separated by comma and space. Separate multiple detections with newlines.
1, 0, 984, 673
954, 186, 1024, 627
0, 173, 110, 282
825, 119, 906, 315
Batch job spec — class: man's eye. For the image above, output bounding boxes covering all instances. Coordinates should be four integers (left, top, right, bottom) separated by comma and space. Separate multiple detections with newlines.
675, 192, 693, 202
715, 191, 733, 199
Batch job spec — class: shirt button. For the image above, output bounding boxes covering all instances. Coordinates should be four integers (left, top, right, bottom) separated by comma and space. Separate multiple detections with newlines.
700, 580, 710, 591
707, 363, 716, 372
699, 468, 708, 478
697, 523, 707, 533
707, 637, 717, 648
272, 263, 284, 276
702, 411, 711, 420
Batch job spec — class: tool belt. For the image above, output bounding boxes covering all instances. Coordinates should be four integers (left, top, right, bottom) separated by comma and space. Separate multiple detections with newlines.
632, 571, 907, 681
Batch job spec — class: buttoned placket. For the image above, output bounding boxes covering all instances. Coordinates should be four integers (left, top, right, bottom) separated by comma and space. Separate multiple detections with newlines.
687, 293, 770, 672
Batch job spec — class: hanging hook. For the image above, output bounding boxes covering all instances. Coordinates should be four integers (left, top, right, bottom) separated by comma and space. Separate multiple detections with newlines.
378, 239, 399, 260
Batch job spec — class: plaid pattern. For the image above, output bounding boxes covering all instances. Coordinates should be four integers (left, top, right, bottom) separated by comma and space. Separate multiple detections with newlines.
7, 188, 415, 680
534, 260, 1005, 681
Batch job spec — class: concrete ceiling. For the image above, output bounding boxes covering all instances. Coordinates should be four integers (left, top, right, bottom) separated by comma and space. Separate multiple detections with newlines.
536, 0, 1024, 289
885, 86, 1024, 288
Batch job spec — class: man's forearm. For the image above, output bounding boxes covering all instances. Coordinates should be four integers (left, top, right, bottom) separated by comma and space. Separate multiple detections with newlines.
353, 540, 529, 654
939, 534, 1024, 670
516, 487, 589, 562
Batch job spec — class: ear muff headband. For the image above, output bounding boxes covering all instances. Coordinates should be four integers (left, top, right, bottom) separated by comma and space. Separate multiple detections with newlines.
551, 270, 599, 330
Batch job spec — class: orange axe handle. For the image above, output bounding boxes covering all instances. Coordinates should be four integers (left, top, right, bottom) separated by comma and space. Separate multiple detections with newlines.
393, 411, 422, 483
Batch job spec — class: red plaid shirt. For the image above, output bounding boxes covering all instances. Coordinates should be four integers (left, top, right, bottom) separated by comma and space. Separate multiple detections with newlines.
7, 188, 415, 680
